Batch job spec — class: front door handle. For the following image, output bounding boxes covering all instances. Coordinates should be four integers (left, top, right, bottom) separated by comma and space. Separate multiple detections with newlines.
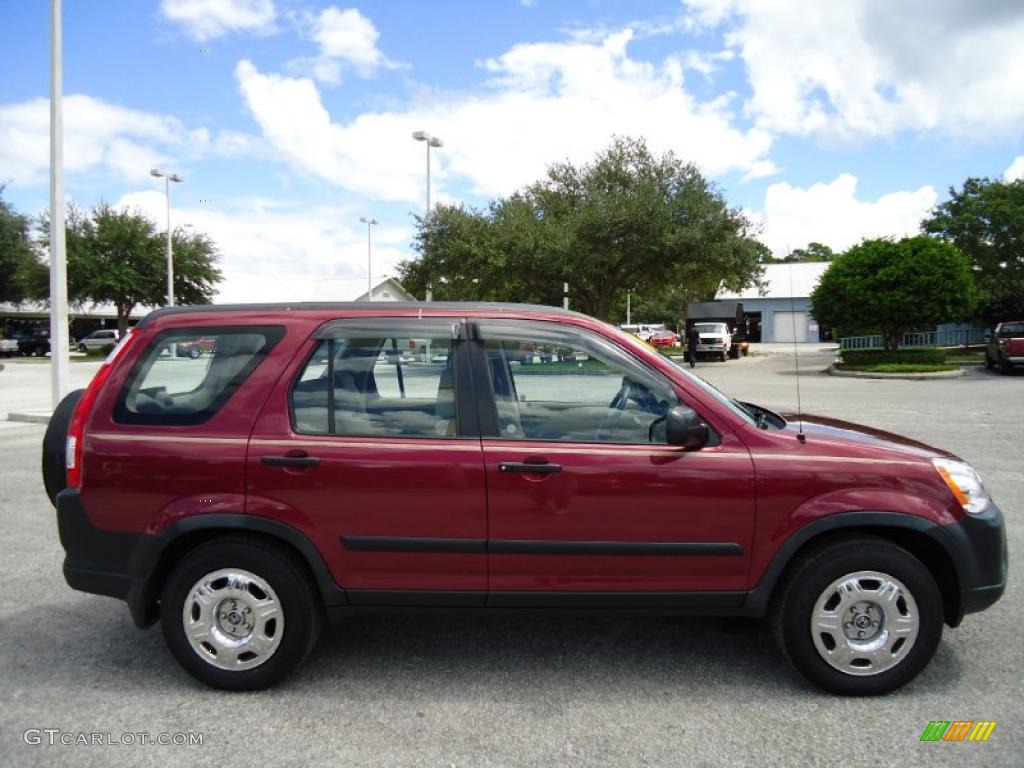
498, 461, 562, 474
261, 455, 321, 468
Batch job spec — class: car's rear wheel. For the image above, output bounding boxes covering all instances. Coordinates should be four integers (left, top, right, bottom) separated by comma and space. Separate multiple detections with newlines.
772, 537, 942, 695
160, 538, 322, 690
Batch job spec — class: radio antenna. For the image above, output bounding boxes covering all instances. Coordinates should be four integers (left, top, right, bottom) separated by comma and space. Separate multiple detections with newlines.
788, 262, 806, 443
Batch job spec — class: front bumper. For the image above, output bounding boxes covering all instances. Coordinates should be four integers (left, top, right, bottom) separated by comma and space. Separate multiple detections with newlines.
945, 501, 1008, 619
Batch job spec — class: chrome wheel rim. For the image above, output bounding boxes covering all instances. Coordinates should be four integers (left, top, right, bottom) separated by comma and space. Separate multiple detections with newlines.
182, 568, 284, 671
810, 570, 919, 676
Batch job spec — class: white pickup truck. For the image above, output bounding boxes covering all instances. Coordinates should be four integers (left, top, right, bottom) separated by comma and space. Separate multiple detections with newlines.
693, 322, 732, 362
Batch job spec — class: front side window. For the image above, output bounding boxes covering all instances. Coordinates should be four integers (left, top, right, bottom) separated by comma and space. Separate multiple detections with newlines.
291, 323, 458, 438
115, 326, 282, 425
478, 321, 679, 444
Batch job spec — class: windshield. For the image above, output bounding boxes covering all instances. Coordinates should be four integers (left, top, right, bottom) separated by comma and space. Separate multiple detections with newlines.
695, 323, 728, 335
662, 358, 758, 426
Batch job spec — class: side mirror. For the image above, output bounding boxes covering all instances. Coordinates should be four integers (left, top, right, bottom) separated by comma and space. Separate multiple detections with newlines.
665, 406, 709, 450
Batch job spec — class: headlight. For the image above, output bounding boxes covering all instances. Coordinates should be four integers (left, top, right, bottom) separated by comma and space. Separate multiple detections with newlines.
932, 458, 990, 515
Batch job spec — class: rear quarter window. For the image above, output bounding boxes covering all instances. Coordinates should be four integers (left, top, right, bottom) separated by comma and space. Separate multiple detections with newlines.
114, 326, 284, 426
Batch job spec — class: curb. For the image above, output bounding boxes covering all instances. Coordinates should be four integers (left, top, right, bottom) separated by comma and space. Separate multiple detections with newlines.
6, 411, 52, 424
827, 365, 966, 380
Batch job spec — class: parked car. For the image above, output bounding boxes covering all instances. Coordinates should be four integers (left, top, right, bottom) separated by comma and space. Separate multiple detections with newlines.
77, 329, 120, 353
42, 302, 1006, 694
985, 321, 1024, 374
175, 335, 216, 358
14, 328, 50, 357
691, 322, 732, 362
620, 323, 665, 342
0, 336, 19, 357
647, 329, 680, 349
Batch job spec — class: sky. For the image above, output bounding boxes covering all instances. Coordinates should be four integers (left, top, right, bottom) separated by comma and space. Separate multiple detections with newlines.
1, 0, 1023, 301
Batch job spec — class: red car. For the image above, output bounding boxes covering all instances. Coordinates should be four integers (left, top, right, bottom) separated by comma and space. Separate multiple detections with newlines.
985, 320, 1024, 374
43, 302, 1006, 693
647, 329, 679, 349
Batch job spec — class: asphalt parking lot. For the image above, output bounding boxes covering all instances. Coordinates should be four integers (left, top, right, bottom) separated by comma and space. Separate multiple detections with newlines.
0, 352, 1020, 767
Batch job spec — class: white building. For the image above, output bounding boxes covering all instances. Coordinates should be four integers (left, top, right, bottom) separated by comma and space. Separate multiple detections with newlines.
716, 262, 831, 343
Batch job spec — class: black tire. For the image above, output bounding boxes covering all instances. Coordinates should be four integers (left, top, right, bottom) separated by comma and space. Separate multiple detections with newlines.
719, 351, 728, 362
78, 344, 87, 353
998, 356, 1012, 375
41, 388, 85, 508
771, 536, 943, 696
160, 537, 323, 691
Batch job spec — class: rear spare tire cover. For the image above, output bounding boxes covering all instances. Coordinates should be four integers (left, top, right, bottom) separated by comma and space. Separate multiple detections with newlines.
42, 388, 85, 508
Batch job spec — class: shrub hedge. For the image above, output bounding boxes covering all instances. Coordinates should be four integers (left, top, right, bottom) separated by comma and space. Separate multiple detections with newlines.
840, 348, 947, 365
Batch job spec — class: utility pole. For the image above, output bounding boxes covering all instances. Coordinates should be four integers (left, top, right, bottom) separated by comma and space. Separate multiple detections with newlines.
359, 217, 378, 300
49, 0, 70, 408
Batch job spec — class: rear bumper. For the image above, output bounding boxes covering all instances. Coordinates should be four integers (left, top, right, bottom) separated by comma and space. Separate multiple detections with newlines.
56, 488, 143, 610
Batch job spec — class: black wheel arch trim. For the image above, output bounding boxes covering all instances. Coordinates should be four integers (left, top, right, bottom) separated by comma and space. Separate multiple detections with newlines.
743, 508, 1006, 625
125, 513, 348, 628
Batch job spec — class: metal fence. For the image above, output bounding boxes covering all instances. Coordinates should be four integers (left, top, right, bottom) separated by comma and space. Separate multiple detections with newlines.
839, 328, 988, 350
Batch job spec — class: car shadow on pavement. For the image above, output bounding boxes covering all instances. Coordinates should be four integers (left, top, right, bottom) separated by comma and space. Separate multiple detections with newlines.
0, 599, 965, 698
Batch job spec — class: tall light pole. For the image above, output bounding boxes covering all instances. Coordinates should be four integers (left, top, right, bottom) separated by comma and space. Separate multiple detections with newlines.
359, 217, 378, 301
411, 131, 443, 216
49, 0, 70, 408
412, 131, 443, 303
150, 169, 183, 306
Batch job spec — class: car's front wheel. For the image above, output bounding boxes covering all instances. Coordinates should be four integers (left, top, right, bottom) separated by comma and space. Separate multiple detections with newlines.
161, 538, 322, 690
772, 537, 943, 695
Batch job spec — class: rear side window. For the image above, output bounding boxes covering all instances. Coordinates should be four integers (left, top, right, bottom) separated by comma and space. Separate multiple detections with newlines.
290, 322, 458, 438
114, 326, 283, 425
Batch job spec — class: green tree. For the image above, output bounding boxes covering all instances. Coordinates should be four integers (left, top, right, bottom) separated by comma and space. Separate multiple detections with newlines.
400, 137, 763, 322
810, 236, 974, 350
42, 203, 222, 333
922, 177, 1024, 324
0, 187, 46, 304
761, 241, 835, 264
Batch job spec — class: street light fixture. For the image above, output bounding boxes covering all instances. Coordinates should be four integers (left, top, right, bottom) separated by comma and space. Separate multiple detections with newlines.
359, 217, 378, 301
150, 168, 183, 307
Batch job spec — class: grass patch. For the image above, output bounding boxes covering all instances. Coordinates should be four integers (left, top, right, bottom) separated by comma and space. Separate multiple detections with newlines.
838, 363, 960, 373
513, 359, 610, 375
945, 350, 985, 364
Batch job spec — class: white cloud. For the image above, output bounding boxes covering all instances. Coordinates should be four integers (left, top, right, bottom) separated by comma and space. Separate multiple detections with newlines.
291, 6, 399, 84
685, 0, 1024, 140
0, 95, 261, 189
1004, 155, 1024, 182
235, 28, 777, 204
116, 189, 414, 298
160, 0, 277, 41
750, 173, 936, 257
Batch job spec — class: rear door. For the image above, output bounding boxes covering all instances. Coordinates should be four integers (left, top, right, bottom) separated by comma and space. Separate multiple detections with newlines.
247, 317, 487, 604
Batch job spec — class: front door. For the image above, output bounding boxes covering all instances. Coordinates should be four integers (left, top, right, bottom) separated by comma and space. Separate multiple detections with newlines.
247, 317, 487, 603
471, 319, 756, 603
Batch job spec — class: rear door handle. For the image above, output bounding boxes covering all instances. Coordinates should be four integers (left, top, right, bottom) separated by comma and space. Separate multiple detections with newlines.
498, 461, 562, 474
261, 455, 321, 468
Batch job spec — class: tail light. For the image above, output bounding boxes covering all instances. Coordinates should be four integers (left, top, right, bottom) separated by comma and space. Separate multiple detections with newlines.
66, 329, 137, 490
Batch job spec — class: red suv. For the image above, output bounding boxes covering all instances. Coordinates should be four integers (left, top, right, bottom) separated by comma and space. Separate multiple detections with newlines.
43, 302, 1006, 694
